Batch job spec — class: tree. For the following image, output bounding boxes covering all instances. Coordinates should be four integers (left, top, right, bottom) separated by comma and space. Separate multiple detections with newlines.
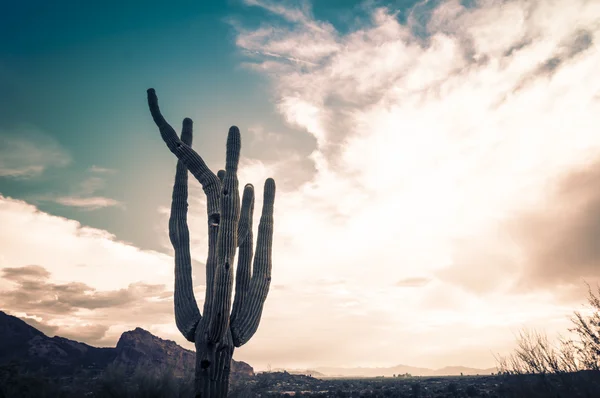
147, 89, 276, 397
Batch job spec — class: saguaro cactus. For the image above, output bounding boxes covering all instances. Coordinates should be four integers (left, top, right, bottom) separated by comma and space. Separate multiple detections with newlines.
147, 88, 276, 397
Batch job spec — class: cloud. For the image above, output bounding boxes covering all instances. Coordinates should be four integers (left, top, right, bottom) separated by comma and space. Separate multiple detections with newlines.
224, 0, 600, 369
59, 324, 111, 344
53, 196, 124, 210
38, 170, 124, 211
396, 277, 431, 288
0, 126, 71, 178
234, 0, 340, 66
18, 311, 109, 345
2, 264, 50, 279
0, 195, 186, 347
1, 265, 169, 315
512, 28, 594, 93
89, 165, 117, 174
0, 195, 174, 293
510, 159, 600, 292
20, 316, 60, 336
247, 125, 283, 143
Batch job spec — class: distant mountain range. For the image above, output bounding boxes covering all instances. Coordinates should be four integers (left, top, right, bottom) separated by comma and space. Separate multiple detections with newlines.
0, 311, 253, 380
287, 364, 497, 378
0, 310, 496, 381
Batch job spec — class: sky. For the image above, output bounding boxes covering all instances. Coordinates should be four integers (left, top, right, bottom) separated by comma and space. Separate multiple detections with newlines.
1, 0, 599, 371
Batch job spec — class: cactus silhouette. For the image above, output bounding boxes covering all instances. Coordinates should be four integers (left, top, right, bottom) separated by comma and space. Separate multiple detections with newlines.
147, 88, 276, 397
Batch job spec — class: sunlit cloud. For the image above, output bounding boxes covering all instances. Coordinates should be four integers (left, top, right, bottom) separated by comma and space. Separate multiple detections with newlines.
52, 196, 124, 210
223, 0, 600, 369
0, 195, 181, 347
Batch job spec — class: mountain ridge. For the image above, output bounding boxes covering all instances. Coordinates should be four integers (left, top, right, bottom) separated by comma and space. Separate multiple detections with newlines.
0, 310, 253, 379
278, 364, 497, 378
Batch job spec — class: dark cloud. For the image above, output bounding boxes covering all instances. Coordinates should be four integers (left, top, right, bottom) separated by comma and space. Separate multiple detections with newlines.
0, 265, 171, 316
566, 30, 594, 58
503, 38, 534, 58
2, 265, 50, 279
512, 158, 600, 290
513, 29, 594, 93
21, 316, 60, 336
439, 157, 600, 299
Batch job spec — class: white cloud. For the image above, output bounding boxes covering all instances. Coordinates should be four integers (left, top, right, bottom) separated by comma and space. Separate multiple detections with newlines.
53, 196, 125, 210
0, 195, 171, 291
223, 0, 600, 370
0, 126, 71, 178
89, 165, 117, 174
0, 195, 183, 347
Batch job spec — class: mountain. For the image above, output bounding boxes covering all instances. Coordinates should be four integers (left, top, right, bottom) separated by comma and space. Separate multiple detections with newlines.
311, 364, 496, 378
0, 311, 116, 374
432, 366, 497, 376
273, 368, 326, 377
0, 311, 253, 379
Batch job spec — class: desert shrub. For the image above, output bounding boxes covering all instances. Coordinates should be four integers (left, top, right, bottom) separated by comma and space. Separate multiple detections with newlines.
94, 363, 194, 398
0, 361, 68, 398
228, 381, 258, 397
446, 382, 458, 396
411, 381, 421, 397
497, 283, 600, 375
465, 384, 478, 396
496, 283, 600, 397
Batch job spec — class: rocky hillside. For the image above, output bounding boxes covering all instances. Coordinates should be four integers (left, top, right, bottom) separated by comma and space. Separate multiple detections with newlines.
0, 311, 253, 379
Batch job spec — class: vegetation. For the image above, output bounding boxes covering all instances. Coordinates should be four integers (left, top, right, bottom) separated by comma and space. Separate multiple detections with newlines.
4, 361, 600, 397
0, 364, 530, 398
495, 282, 600, 396
497, 283, 600, 375
0, 362, 196, 398
147, 88, 276, 397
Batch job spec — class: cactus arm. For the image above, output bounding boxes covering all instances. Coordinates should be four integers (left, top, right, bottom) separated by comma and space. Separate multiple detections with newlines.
237, 184, 254, 247
207, 127, 241, 343
230, 184, 255, 328
147, 88, 221, 219
169, 119, 201, 342
231, 178, 275, 347
203, 176, 226, 319
202, 209, 220, 319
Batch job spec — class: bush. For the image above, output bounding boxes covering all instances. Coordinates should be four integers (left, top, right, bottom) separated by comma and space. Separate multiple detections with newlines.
94, 363, 194, 398
496, 282, 600, 397
497, 283, 600, 375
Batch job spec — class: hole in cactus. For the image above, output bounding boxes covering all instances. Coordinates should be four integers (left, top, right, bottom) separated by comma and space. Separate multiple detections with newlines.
200, 360, 211, 369
225, 261, 230, 270
176, 143, 181, 148
223, 188, 229, 196
209, 214, 220, 227
266, 277, 271, 282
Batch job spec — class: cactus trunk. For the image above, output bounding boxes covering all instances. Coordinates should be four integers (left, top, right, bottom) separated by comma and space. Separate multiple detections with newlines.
194, 330, 234, 398
147, 89, 276, 397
